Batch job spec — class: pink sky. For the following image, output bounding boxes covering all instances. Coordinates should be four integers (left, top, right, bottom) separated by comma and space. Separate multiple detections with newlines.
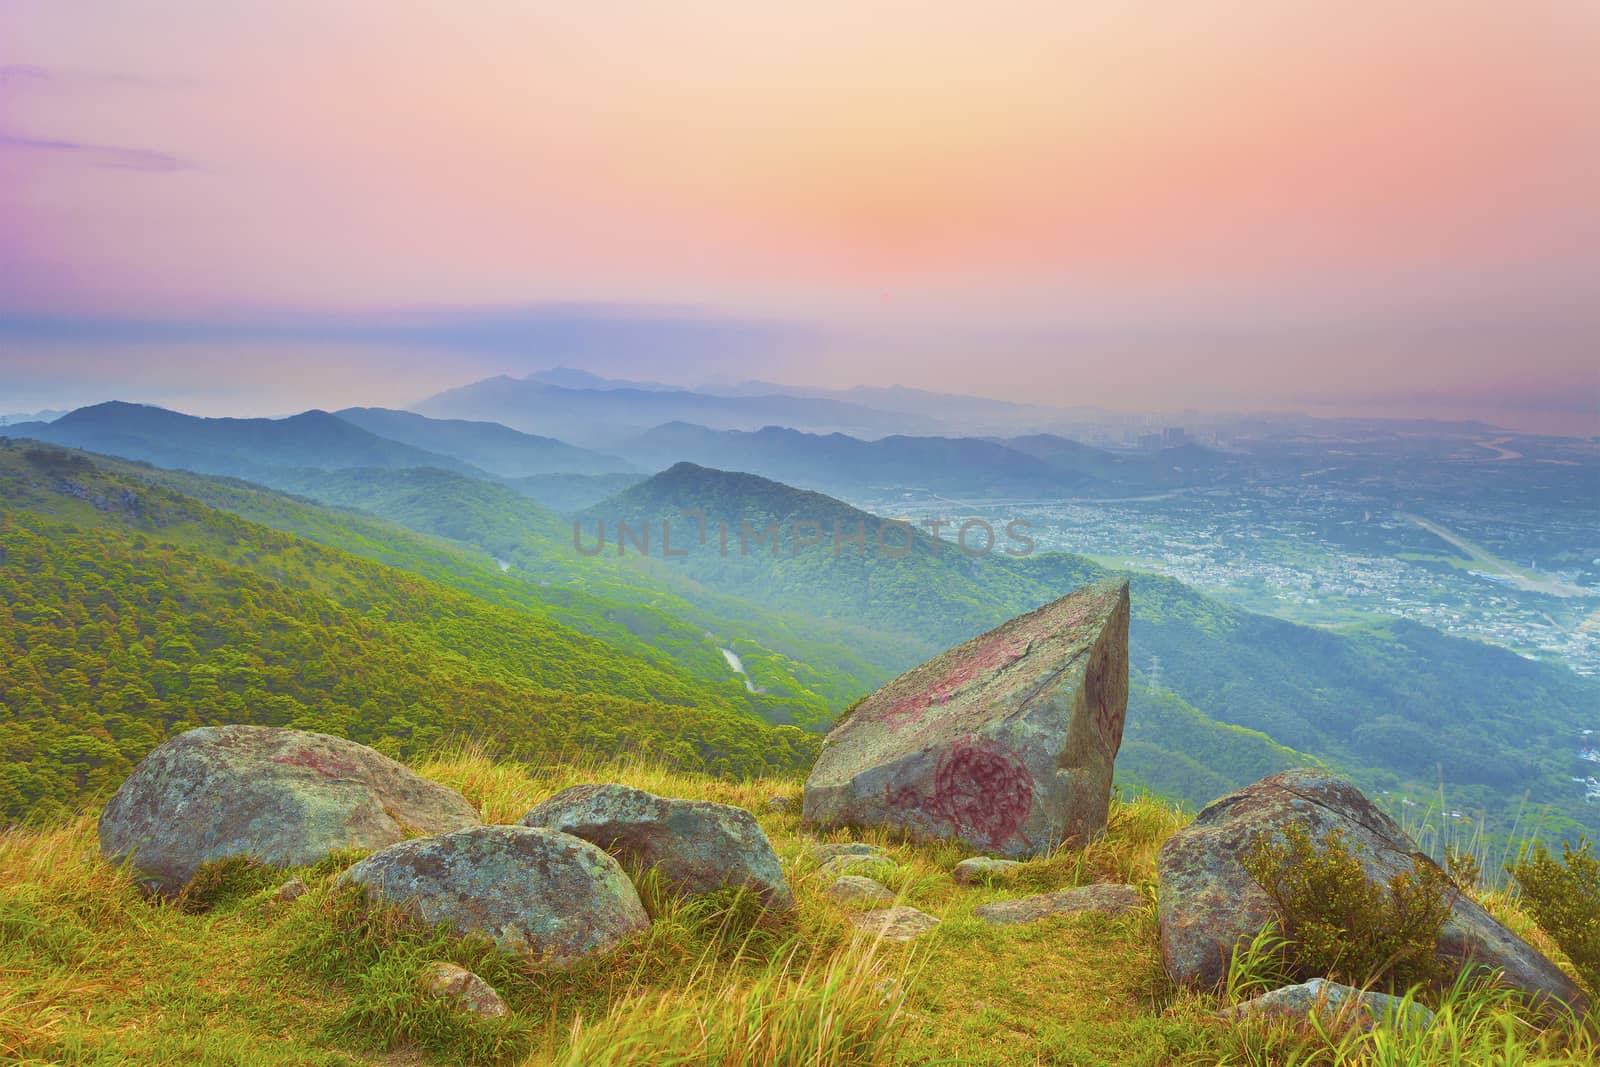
2, 2, 1596, 431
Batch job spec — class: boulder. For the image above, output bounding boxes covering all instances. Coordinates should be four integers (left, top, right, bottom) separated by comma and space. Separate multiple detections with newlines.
1221, 978, 1434, 1035
521, 784, 793, 909
850, 906, 940, 941
953, 857, 1022, 885
99, 725, 480, 893
974, 883, 1142, 925
827, 875, 895, 905
1158, 769, 1586, 1010
422, 962, 510, 1019
340, 825, 648, 965
804, 579, 1130, 858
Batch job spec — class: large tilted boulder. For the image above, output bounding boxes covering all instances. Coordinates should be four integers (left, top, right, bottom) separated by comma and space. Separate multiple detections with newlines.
522, 784, 794, 909
803, 578, 1130, 858
99, 725, 480, 893
1158, 769, 1586, 1010
340, 825, 649, 965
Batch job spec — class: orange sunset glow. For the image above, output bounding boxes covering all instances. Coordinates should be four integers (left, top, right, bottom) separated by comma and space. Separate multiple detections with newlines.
2, 2, 1596, 430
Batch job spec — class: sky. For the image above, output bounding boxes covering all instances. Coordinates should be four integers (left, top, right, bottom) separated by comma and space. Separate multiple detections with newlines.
1, 2, 1597, 433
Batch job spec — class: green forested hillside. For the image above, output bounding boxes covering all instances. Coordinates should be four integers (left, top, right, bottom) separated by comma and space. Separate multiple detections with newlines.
0, 444, 817, 821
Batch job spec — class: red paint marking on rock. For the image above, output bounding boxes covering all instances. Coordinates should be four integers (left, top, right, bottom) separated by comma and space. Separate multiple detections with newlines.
273, 748, 359, 779
932, 735, 1034, 849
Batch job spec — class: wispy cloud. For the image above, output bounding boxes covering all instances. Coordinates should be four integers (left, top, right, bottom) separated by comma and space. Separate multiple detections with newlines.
0, 132, 194, 172
0, 64, 190, 92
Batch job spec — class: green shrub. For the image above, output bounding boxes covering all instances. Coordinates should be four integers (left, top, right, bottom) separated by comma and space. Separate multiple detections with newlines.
1242, 822, 1452, 992
1509, 837, 1600, 996
1445, 847, 1483, 890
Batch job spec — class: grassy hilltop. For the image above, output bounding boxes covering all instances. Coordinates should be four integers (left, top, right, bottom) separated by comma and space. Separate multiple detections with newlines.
2, 748, 1594, 1067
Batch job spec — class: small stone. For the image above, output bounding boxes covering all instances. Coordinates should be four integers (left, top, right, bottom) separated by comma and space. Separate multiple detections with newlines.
974, 883, 1142, 925
821, 854, 892, 877
810, 842, 890, 877
826, 875, 895, 905
768, 795, 792, 813
1220, 978, 1434, 1035
808, 842, 885, 863
953, 857, 1022, 885
270, 877, 307, 905
422, 962, 509, 1019
850, 906, 940, 941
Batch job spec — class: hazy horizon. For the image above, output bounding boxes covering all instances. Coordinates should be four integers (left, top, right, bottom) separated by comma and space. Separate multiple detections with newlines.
4, 3, 1597, 435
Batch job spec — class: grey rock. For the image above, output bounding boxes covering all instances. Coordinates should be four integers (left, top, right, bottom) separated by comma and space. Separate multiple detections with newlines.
808, 842, 886, 864
850, 906, 940, 941
768, 795, 793, 813
804, 579, 1130, 858
1157, 769, 1586, 1011
421, 962, 510, 1019
340, 825, 648, 966
974, 883, 1142, 925
522, 784, 792, 909
953, 857, 1022, 885
826, 875, 895, 905
1221, 978, 1434, 1035
821, 855, 894, 878
99, 725, 481, 893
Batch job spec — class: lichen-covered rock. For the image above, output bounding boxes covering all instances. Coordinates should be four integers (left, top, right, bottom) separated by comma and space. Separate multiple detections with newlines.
1221, 978, 1434, 1035
99, 725, 480, 893
804, 579, 1130, 858
953, 857, 1022, 885
521, 784, 793, 909
850, 906, 940, 941
1157, 769, 1586, 1011
974, 883, 1141, 925
422, 962, 510, 1019
340, 825, 647, 965
827, 875, 895, 905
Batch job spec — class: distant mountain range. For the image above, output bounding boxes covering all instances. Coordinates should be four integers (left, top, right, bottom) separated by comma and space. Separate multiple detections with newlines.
415, 374, 943, 445
620, 423, 1090, 498
619, 423, 1237, 499
334, 407, 634, 478
0, 409, 68, 426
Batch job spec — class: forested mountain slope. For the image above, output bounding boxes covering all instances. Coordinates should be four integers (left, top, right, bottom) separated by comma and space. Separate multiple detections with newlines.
0, 444, 817, 820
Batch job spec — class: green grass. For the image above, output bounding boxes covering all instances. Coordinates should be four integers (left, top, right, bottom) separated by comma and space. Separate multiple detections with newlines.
2, 750, 1595, 1065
